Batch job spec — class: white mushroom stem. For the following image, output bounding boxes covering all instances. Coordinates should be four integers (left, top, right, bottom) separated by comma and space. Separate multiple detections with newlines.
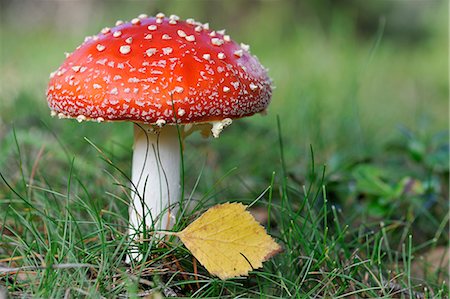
129, 123, 181, 244
127, 120, 232, 261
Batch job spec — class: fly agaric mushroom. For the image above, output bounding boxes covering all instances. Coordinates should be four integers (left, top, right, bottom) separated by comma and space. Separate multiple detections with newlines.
46, 13, 272, 257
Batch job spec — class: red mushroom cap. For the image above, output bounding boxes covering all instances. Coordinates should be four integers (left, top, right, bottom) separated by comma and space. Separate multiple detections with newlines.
47, 14, 272, 124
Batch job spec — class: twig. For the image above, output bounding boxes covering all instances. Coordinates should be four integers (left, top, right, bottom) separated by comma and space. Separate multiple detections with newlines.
0, 263, 94, 275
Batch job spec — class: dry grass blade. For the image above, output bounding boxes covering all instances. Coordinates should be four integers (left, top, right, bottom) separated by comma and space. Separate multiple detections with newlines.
0, 263, 95, 275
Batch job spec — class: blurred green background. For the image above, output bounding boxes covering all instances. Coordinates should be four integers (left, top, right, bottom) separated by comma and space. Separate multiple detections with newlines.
0, 0, 448, 193
1, 3, 448, 295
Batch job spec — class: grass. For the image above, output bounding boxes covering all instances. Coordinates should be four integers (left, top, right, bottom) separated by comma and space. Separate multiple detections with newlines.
0, 117, 448, 297
1, 0, 449, 298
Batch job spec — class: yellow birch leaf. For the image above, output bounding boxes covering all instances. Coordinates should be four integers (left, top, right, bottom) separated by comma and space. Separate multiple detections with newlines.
176, 202, 281, 280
